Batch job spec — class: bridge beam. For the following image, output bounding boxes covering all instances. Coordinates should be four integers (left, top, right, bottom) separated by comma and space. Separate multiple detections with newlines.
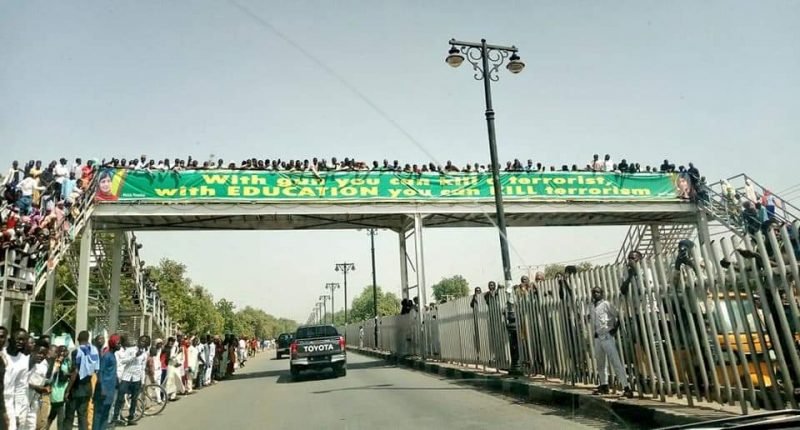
108, 231, 124, 333
76, 219, 93, 333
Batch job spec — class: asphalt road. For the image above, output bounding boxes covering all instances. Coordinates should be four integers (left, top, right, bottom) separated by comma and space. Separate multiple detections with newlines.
133, 351, 608, 430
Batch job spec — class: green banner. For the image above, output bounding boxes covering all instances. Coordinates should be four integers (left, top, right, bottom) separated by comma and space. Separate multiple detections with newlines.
94, 169, 684, 202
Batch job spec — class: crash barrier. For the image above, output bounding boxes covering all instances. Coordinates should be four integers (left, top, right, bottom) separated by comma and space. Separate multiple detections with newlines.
346, 224, 800, 414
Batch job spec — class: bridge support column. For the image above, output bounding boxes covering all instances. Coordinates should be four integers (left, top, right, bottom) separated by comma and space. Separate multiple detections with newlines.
412, 213, 428, 359
696, 212, 712, 248
650, 224, 664, 255
398, 229, 409, 300
43, 272, 56, 333
108, 232, 124, 333
412, 214, 427, 311
76, 219, 93, 333
21, 296, 31, 331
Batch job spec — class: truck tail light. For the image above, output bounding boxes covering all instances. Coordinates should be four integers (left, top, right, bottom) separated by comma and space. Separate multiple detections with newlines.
290, 340, 298, 357
339, 336, 346, 351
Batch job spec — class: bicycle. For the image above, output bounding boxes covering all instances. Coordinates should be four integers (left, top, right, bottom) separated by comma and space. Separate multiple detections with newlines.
119, 383, 168, 423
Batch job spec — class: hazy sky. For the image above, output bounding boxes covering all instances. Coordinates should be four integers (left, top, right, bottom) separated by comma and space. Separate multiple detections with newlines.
2, 1, 799, 323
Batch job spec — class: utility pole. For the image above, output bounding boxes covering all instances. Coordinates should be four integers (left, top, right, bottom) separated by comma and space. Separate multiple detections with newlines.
325, 283, 340, 324
446, 38, 525, 375
319, 294, 330, 324
334, 263, 355, 324
367, 229, 379, 346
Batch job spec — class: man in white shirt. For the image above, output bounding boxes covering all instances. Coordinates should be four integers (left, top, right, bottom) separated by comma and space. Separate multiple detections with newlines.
186, 338, 199, 393
15, 177, 43, 215
3, 328, 30, 430
590, 287, 633, 398
21, 341, 49, 430
237, 338, 246, 368
194, 338, 206, 389
204, 337, 215, 386
3, 161, 22, 186
72, 158, 83, 180
603, 154, 614, 172
53, 159, 69, 200
112, 335, 150, 426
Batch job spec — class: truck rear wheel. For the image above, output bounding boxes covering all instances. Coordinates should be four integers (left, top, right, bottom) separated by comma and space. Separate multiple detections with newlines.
290, 365, 300, 379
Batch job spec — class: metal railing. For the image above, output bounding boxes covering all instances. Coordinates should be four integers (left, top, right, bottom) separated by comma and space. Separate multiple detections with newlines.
346, 225, 800, 414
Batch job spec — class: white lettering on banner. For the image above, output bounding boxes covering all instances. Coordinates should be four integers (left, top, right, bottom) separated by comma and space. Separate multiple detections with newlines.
303, 344, 335, 353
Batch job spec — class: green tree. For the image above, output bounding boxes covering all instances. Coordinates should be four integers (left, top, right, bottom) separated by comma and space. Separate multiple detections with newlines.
349, 285, 401, 321
431, 275, 469, 302
542, 262, 594, 280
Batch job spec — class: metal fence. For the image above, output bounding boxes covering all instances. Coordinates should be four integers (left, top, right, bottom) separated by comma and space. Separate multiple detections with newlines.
345, 225, 800, 414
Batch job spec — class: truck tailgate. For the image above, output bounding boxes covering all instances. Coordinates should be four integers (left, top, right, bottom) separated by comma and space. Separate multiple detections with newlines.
296, 337, 343, 360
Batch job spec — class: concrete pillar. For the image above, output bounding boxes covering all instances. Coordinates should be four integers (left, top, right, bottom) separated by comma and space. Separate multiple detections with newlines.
0, 253, 9, 326
413, 213, 428, 359
43, 272, 56, 333
76, 219, 93, 333
108, 232, 124, 333
21, 296, 31, 331
697, 212, 712, 248
398, 229, 410, 300
651, 224, 663, 255
413, 214, 427, 309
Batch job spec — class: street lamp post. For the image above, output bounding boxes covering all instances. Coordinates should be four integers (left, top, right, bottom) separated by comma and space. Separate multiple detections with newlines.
367, 229, 379, 346
319, 294, 330, 324
334, 262, 355, 324
446, 38, 525, 375
325, 283, 340, 324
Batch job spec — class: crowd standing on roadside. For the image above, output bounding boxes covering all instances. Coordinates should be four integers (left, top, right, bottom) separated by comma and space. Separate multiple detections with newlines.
0, 326, 269, 430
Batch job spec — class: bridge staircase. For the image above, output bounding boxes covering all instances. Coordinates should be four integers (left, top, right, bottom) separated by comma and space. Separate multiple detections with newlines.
616, 173, 799, 263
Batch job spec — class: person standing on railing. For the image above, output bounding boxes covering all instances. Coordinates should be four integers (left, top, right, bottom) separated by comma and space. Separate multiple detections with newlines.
469, 287, 482, 362
590, 287, 633, 398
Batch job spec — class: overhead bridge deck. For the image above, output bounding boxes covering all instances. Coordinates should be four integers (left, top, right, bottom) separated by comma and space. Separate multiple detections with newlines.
91, 200, 698, 231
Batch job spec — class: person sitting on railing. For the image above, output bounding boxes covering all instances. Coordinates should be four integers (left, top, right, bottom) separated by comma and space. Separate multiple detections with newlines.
742, 201, 761, 236
620, 250, 643, 296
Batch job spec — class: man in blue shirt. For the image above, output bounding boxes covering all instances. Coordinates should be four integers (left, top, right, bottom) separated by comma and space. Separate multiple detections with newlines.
92, 335, 120, 430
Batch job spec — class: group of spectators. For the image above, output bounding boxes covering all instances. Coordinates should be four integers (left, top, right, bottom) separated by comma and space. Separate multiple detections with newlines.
90, 154, 698, 176
1, 159, 97, 291
0, 326, 267, 430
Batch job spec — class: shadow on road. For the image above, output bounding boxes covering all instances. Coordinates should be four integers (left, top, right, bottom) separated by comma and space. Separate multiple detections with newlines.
346, 360, 396, 370
277, 370, 338, 384
230, 369, 285, 381
311, 384, 469, 394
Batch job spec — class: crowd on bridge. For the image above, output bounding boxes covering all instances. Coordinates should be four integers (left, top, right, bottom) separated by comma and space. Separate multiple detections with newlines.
84, 154, 700, 177
0, 153, 704, 290
0, 326, 269, 430
1, 159, 98, 291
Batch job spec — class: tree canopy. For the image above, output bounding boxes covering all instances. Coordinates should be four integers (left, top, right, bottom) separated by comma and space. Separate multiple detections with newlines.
349, 285, 401, 322
431, 275, 470, 302
542, 262, 594, 280
150, 258, 297, 338
29, 235, 296, 339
